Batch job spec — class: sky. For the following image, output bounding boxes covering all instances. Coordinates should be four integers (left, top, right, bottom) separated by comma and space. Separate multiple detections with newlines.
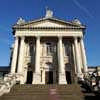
0, 0, 100, 67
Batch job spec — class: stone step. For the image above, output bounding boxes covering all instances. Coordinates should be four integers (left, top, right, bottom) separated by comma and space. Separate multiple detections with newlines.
12, 85, 80, 91
14, 84, 77, 86
11, 90, 80, 94
0, 95, 83, 100
9, 89, 82, 95
12, 88, 78, 92
0, 84, 83, 100
13, 84, 77, 88
0, 95, 49, 100
4, 91, 82, 96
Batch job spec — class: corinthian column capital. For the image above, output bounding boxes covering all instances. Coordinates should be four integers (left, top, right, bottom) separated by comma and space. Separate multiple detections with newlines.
58, 36, 63, 40
73, 36, 78, 40
21, 36, 25, 40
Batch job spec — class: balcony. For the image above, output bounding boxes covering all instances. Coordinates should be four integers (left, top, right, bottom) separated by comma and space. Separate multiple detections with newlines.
40, 56, 53, 63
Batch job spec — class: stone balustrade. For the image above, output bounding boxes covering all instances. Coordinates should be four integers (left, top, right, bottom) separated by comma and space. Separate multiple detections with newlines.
0, 73, 24, 96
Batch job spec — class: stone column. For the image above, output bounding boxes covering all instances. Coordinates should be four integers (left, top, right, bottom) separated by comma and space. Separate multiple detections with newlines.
58, 37, 66, 84
17, 37, 25, 84
74, 37, 82, 78
11, 37, 19, 73
72, 43, 77, 74
80, 37, 88, 73
72, 43, 77, 83
32, 36, 41, 84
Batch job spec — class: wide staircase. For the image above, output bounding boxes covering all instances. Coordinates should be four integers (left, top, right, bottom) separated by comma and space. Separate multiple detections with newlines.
0, 84, 83, 100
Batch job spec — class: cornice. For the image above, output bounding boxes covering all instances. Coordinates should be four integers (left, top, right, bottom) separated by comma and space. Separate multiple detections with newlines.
13, 27, 85, 30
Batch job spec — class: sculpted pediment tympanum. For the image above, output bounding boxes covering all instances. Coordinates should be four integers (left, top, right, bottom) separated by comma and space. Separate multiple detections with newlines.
28, 20, 67, 28
13, 18, 84, 29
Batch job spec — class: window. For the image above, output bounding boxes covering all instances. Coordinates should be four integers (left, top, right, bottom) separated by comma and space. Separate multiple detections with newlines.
46, 43, 53, 56
29, 41, 34, 56
65, 43, 71, 56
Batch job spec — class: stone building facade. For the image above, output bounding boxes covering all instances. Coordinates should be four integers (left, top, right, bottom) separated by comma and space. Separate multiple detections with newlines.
10, 10, 88, 84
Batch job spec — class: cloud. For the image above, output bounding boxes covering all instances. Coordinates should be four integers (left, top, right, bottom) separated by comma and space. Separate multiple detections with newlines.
72, 0, 93, 18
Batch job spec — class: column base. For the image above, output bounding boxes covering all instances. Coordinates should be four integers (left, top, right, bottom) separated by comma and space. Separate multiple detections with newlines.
18, 77, 25, 84
20, 80, 24, 84
16, 73, 25, 84
77, 73, 83, 80
59, 72, 67, 84
32, 73, 41, 84
83, 72, 88, 78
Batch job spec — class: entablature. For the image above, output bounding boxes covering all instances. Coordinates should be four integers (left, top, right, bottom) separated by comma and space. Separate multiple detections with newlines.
15, 29, 83, 37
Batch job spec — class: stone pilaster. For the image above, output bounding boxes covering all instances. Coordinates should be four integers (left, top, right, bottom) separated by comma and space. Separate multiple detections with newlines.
58, 37, 67, 84
11, 37, 19, 73
80, 37, 88, 73
74, 37, 82, 78
32, 36, 41, 84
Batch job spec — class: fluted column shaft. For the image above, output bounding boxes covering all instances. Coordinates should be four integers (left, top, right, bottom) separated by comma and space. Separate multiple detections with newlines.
35, 36, 40, 73
58, 37, 66, 84
18, 37, 25, 74
58, 37, 65, 72
74, 37, 82, 77
32, 36, 41, 84
80, 37, 88, 73
11, 37, 19, 73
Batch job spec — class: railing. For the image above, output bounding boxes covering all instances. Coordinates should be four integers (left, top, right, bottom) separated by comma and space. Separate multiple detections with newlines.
40, 56, 53, 62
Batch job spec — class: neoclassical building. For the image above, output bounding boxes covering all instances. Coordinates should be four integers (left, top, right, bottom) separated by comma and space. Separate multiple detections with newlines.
10, 10, 88, 84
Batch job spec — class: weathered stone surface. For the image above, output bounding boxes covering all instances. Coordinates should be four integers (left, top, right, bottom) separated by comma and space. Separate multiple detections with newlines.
0, 84, 83, 100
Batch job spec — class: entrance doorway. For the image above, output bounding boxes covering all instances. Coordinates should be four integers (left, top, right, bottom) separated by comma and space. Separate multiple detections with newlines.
26, 71, 33, 84
45, 71, 53, 84
66, 71, 71, 84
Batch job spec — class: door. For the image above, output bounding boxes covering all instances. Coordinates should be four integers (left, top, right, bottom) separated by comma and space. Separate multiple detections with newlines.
45, 71, 53, 84
66, 71, 71, 84
26, 71, 33, 84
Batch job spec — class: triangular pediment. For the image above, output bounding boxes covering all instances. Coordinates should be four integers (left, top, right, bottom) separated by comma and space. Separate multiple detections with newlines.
29, 20, 67, 28
13, 18, 85, 29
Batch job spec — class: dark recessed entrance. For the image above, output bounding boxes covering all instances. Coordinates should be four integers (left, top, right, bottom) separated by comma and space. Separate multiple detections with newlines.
26, 71, 33, 84
66, 71, 71, 84
45, 71, 53, 84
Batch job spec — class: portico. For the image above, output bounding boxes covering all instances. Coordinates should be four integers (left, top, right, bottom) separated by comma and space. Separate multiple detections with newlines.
10, 9, 88, 84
